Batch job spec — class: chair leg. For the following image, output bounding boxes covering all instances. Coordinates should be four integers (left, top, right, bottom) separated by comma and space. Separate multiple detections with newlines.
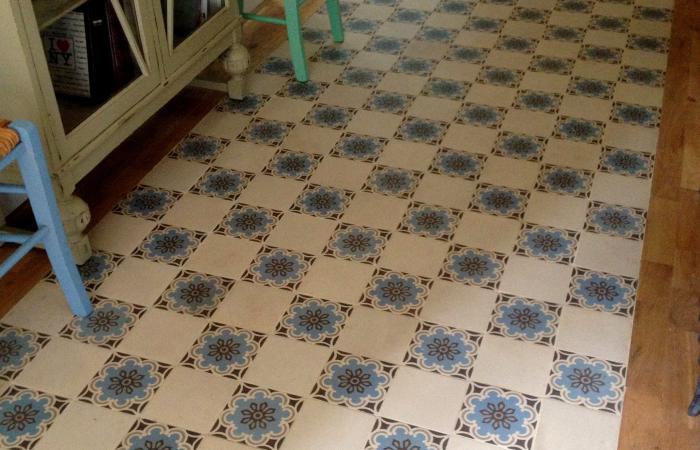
12, 122, 92, 317
284, 0, 309, 82
325, 0, 344, 43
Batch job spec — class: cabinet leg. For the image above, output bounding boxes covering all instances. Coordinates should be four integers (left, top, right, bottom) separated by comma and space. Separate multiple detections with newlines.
57, 194, 92, 265
223, 28, 250, 100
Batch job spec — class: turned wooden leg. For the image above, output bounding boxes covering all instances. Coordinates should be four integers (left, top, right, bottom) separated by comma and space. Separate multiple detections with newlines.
57, 193, 92, 265
223, 27, 249, 100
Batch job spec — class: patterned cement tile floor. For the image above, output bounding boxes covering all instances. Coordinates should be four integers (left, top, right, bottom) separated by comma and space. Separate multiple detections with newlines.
0, 0, 673, 448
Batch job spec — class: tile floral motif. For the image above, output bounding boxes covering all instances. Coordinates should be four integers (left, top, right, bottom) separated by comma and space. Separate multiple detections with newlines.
113, 185, 182, 221
543, 25, 586, 43
0, 386, 69, 450
310, 46, 357, 65
257, 57, 295, 76
365, 418, 449, 450
456, 383, 541, 450
446, 45, 488, 64
77, 251, 124, 290
303, 104, 356, 129
477, 66, 524, 88
567, 77, 615, 99
216, 94, 270, 115
345, 17, 382, 34
546, 350, 626, 414
181, 322, 266, 379
262, 149, 322, 181
311, 351, 397, 413
395, 117, 448, 145
535, 164, 593, 198
389, 8, 430, 24
237, 118, 294, 146
633, 6, 673, 21
392, 57, 438, 76
515, 223, 579, 264
331, 133, 388, 162
528, 55, 575, 75
291, 184, 354, 219
79, 353, 171, 414
422, 78, 469, 100
214, 204, 282, 242
416, 26, 458, 43
337, 67, 385, 89
440, 245, 507, 289
398, 202, 462, 241
513, 90, 562, 114
457, 103, 507, 128
627, 34, 669, 53
511, 7, 551, 23
555, 0, 594, 13
365, 36, 409, 55
404, 321, 482, 379
487, 294, 562, 346
429, 149, 486, 180
0, 325, 49, 381
589, 15, 630, 33
275, 294, 352, 347
567, 267, 637, 317
169, 134, 230, 164
276, 80, 328, 101
133, 224, 205, 266
553, 116, 605, 144
211, 383, 303, 450
496, 35, 539, 54
493, 132, 546, 162
364, 91, 414, 115
154, 270, 235, 318
360, 268, 433, 317
438, 0, 474, 14
584, 201, 646, 240
619, 65, 665, 87
610, 102, 661, 128
59, 297, 146, 349
469, 183, 529, 219
363, 166, 422, 199
598, 147, 654, 179
242, 246, 315, 291
466, 16, 505, 33
190, 167, 255, 200
323, 223, 390, 264
118, 419, 202, 450
578, 45, 623, 64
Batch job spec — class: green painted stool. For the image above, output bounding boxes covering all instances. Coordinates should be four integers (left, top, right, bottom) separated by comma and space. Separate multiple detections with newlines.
237, 0, 344, 82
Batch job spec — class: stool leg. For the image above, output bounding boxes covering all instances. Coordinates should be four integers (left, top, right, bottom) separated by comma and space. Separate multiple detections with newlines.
12, 122, 92, 317
325, 0, 344, 43
284, 0, 309, 82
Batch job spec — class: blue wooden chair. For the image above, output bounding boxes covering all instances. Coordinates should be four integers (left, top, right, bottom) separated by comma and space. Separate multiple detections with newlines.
0, 120, 92, 317
237, 0, 344, 82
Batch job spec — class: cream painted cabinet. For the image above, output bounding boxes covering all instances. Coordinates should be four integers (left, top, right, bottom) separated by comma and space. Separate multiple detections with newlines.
0, 0, 249, 262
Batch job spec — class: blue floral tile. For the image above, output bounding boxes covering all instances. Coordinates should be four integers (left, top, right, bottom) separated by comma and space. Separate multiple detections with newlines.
59, 297, 146, 349
567, 267, 637, 317
389, 8, 430, 24
627, 34, 669, 53
190, 167, 255, 200
237, 118, 294, 146
437, 0, 475, 14
395, 117, 447, 145
345, 17, 382, 34
276, 80, 328, 101
554, 116, 605, 144
79, 353, 171, 414
133, 225, 205, 266
0, 325, 49, 381
469, 183, 529, 219
114, 185, 181, 221
404, 322, 482, 379
365, 418, 449, 450
364, 91, 414, 114
439, 244, 508, 290
416, 26, 457, 43
331, 132, 388, 162
367, 0, 398, 6
242, 246, 315, 291
466, 16, 505, 33
291, 184, 354, 219
211, 383, 303, 450
323, 223, 390, 264
360, 268, 433, 317
275, 294, 352, 347
364, 36, 409, 55
515, 224, 579, 264
154, 270, 234, 318
392, 57, 438, 76
0, 386, 68, 449
513, 90, 562, 114
430, 149, 485, 180
302, 28, 330, 44
633, 6, 672, 21
578, 45, 623, 64
456, 383, 541, 450
214, 204, 282, 242
446, 45, 488, 64
399, 202, 462, 241
487, 294, 562, 346
528, 55, 575, 75
216, 94, 270, 115
363, 166, 422, 199
257, 57, 295, 76
493, 132, 546, 162
546, 350, 626, 414
263, 149, 322, 181
458, 103, 507, 128
619, 65, 664, 87
422, 78, 469, 100
319, 0, 358, 16
611, 102, 661, 128
482, 0, 516, 5
584, 201, 646, 240
477, 66, 524, 88
337, 67, 385, 89
555, 0, 594, 13
76, 251, 124, 290
598, 147, 654, 178
303, 104, 356, 129
543, 25, 585, 43
310, 46, 357, 65
510, 7, 551, 23
180, 322, 266, 379
169, 134, 230, 164
589, 15, 630, 32
311, 350, 397, 413
119, 419, 202, 450
496, 35, 539, 54
535, 164, 593, 198
567, 77, 615, 99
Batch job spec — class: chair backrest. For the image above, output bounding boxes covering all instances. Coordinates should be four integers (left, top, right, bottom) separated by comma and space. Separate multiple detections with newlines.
0, 119, 20, 158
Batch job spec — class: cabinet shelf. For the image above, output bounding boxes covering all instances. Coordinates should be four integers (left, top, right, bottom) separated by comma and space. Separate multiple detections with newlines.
32, 0, 90, 29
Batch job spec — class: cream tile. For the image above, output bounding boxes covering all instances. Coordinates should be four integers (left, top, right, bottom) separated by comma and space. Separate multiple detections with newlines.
629, 19, 671, 38
472, 3, 513, 18
352, 51, 399, 71
548, 11, 589, 28
572, 61, 620, 82
520, 72, 570, 94
575, 232, 643, 278
558, 96, 612, 122
543, 139, 601, 171
161, 194, 233, 232
536, 39, 580, 59
284, 124, 343, 154
89, 213, 156, 255
533, 399, 621, 450
502, 21, 546, 39
309, 156, 375, 190
380, 366, 467, 433
212, 281, 294, 333
486, 50, 533, 71
593, 2, 633, 17
425, 12, 468, 29
465, 84, 518, 108
454, 30, 499, 48
432, 60, 481, 82
413, 173, 475, 210
501, 109, 558, 137
421, 280, 497, 333
214, 142, 277, 172
193, 111, 251, 140
336, 307, 418, 363
236, 175, 305, 210
140, 159, 208, 192
378, 140, 437, 171
244, 335, 332, 395
380, 232, 450, 278
265, 213, 337, 254
453, 212, 521, 254
500, 256, 573, 304
442, 124, 498, 154
343, 191, 410, 229
557, 306, 633, 363
198, 437, 251, 450
377, 72, 427, 96
298, 256, 375, 304
97, 257, 179, 306
407, 96, 461, 122
353, 3, 396, 18
346, 110, 404, 138
584, 30, 627, 49
590, 172, 651, 209
117, 309, 206, 364
308, 61, 346, 83
376, 21, 421, 39
340, 32, 373, 50
447, 435, 503, 450
3, 282, 74, 335
400, 0, 439, 10
257, 96, 314, 122
247, 73, 288, 95
603, 122, 659, 154
614, 83, 663, 108
479, 156, 540, 190
318, 84, 373, 108
403, 41, 450, 60
471, 335, 555, 396
185, 234, 261, 279
524, 191, 589, 230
